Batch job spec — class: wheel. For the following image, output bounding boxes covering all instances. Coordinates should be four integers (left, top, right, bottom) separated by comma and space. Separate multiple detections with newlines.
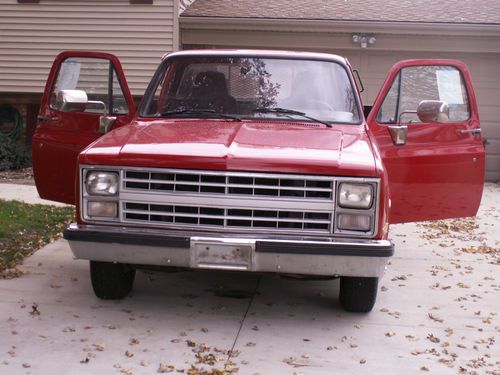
90, 261, 136, 300
339, 276, 378, 313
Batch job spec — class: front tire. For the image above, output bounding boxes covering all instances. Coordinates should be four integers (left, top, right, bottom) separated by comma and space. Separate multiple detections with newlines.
90, 261, 136, 300
339, 276, 378, 313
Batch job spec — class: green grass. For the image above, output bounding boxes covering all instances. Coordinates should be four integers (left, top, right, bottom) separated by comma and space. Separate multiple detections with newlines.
0, 199, 75, 276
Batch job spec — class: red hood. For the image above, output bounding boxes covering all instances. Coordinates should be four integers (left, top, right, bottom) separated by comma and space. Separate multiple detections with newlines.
81, 119, 376, 176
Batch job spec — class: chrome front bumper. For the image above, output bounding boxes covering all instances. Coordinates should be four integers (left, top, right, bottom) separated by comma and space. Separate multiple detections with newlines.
63, 224, 394, 277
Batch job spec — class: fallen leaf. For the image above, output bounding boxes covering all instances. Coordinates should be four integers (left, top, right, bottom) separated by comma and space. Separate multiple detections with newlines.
428, 313, 444, 323
426, 334, 440, 343
125, 351, 133, 358
29, 303, 40, 316
283, 357, 308, 368
157, 363, 175, 373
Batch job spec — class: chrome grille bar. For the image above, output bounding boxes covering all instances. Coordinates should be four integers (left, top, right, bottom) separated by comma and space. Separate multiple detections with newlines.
122, 202, 332, 233
123, 169, 334, 200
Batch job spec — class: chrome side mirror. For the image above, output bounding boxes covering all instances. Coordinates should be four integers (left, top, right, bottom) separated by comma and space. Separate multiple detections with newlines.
55, 89, 107, 114
56, 89, 88, 112
417, 100, 449, 123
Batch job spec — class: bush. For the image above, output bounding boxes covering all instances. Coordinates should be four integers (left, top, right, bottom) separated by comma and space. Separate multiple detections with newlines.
0, 138, 32, 171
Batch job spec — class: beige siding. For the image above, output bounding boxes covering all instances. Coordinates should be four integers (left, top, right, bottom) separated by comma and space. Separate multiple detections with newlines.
0, 0, 177, 96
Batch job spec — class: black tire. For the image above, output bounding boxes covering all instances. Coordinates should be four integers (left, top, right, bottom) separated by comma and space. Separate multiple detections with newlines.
339, 276, 378, 313
90, 261, 136, 300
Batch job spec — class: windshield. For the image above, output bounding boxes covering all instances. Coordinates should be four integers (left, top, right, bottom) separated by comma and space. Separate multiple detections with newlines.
141, 56, 361, 124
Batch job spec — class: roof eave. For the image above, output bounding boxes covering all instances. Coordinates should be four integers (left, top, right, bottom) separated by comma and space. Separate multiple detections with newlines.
179, 16, 500, 37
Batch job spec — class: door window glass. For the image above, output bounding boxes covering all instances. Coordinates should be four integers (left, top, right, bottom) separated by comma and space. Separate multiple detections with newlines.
50, 57, 129, 115
377, 65, 470, 124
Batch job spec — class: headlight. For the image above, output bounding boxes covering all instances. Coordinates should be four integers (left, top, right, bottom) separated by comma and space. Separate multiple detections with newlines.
86, 171, 119, 196
338, 183, 373, 209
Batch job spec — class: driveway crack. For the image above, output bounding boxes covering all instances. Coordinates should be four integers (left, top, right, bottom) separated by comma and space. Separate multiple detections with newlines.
225, 275, 262, 369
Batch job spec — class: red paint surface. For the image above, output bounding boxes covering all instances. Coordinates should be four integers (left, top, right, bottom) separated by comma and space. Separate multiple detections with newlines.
367, 59, 484, 224
80, 119, 376, 177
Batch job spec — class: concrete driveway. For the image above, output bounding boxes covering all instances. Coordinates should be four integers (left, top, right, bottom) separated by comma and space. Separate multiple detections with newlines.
1, 184, 499, 375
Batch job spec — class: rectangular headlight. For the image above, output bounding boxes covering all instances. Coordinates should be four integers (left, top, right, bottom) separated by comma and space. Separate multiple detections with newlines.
87, 201, 118, 218
338, 183, 373, 209
337, 213, 371, 231
86, 171, 119, 196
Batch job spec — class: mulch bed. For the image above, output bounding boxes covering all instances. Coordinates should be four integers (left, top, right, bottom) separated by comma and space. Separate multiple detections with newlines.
0, 167, 35, 185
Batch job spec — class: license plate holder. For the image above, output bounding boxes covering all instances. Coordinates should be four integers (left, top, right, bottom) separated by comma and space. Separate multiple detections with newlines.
193, 241, 252, 270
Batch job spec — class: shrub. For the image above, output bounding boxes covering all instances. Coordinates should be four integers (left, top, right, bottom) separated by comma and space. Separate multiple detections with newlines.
0, 138, 32, 171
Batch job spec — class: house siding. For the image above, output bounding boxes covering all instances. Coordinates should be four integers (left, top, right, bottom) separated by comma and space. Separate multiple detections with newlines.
0, 0, 177, 96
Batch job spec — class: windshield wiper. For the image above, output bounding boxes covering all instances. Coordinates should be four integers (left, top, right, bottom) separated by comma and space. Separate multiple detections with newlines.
253, 107, 332, 128
160, 109, 241, 122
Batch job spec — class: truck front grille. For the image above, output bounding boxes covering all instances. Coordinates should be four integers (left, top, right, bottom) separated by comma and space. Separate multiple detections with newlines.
118, 168, 336, 235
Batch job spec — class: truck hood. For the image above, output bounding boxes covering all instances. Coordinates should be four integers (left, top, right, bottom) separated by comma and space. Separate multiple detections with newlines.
81, 119, 376, 176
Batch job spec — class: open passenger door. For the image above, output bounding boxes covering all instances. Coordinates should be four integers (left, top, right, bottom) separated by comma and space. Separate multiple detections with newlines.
367, 60, 484, 224
33, 51, 135, 204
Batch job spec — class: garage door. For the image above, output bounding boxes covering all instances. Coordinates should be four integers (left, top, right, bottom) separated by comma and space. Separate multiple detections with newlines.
339, 50, 500, 181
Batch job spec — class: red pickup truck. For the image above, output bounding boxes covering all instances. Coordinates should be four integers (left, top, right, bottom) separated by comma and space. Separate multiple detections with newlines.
32, 50, 484, 312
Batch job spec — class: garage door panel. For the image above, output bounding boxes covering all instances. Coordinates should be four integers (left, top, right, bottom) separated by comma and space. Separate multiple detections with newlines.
484, 137, 500, 149
475, 90, 500, 107
485, 154, 500, 181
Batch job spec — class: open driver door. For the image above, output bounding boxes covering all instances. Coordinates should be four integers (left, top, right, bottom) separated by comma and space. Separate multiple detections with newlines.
33, 51, 135, 204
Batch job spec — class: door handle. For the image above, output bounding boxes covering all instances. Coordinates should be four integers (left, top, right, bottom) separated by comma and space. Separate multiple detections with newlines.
458, 128, 481, 135
37, 115, 58, 122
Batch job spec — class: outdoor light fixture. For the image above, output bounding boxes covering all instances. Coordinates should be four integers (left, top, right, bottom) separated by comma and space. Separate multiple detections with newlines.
352, 34, 376, 48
